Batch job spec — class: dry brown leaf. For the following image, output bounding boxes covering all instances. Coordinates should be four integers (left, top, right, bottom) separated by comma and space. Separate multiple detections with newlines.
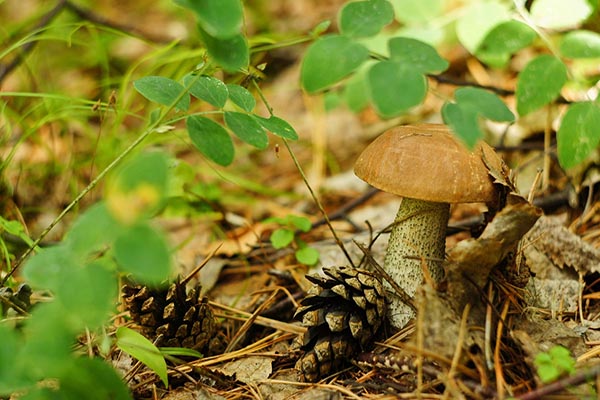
216, 356, 273, 384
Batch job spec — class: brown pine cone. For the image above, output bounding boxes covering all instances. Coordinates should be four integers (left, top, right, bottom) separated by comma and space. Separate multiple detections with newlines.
122, 280, 223, 355
294, 266, 386, 381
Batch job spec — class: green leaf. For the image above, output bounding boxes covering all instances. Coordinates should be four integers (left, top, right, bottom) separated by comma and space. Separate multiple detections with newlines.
560, 30, 600, 58
343, 69, 370, 112
301, 35, 370, 92
160, 347, 204, 358
133, 76, 190, 111
454, 87, 514, 122
254, 115, 298, 140
288, 215, 311, 232
295, 246, 319, 266
224, 111, 268, 149
226, 84, 255, 112
199, 27, 248, 73
114, 223, 171, 285
270, 228, 294, 249
367, 60, 427, 117
339, 0, 394, 38
183, 74, 228, 108
388, 37, 449, 73
116, 327, 168, 387
530, 0, 593, 30
65, 202, 121, 258
23, 246, 77, 292
59, 358, 131, 400
476, 20, 537, 65
390, 0, 443, 24
516, 55, 567, 116
442, 102, 482, 149
0, 217, 34, 247
106, 152, 169, 225
456, 1, 509, 54
187, 115, 234, 166
175, 0, 242, 39
55, 260, 116, 330
0, 325, 28, 395
557, 102, 600, 168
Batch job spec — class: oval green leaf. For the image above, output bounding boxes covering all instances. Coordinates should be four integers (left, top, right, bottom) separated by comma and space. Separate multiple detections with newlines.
339, 0, 394, 38
557, 102, 600, 169
343, 69, 370, 112
187, 115, 234, 166
114, 223, 171, 285
476, 20, 537, 65
301, 35, 369, 93
367, 60, 427, 117
454, 87, 514, 122
55, 260, 116, 330
226, 84, 255, 112
175, 0, 242, 39
65, 202, 122, 258
116, 326, 168, 387
388, 37, 449, 73
224, 111, 268, 149
456, 1, 509, 54
530, 0, 593, 30
183, 74, 228, 108
391, 0, 443, 24
133, 76, 190, 111
516, 55, 567, 116
560, 30, 600, 59
442, 102, 482, 149
270, 228, 294, 249
199, 28, 248, 73
254, 115, 298, 140
295, 246, 319, 266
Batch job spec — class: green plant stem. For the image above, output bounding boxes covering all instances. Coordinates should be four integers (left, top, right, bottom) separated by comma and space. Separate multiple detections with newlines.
1, 128, 151, 285
251, 79, 355, 267
1, 71, 206, 285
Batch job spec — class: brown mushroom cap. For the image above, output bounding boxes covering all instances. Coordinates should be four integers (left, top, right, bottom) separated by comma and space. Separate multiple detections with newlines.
354, 124, 501, 203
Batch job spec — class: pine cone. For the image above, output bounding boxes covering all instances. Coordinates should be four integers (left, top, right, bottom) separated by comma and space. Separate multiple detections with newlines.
122, 280, 223, 355
294, 266, 386, 381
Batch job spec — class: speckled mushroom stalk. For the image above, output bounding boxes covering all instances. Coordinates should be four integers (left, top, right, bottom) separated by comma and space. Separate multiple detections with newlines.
354, 124, 502, 330
383, 198, 449, 328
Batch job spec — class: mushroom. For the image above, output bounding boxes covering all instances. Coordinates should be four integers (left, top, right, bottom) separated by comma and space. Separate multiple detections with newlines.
354, 124, 503, 329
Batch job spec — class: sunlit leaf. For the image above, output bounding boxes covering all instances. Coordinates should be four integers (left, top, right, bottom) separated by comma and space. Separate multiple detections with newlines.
476, 20, 536, 66
295, 246, 319, 266
456, 1, 509, 54
560, 30, 600, 58
133, 76, 189, 111
557, 102, 600, 168
116, 327, 168, 387
187, 115, 234, 166
390, 0, 443, 24
301, 35, 369, 92
270, 228, 294, 249
516, 55, 567, 116
530, 0, 593, 30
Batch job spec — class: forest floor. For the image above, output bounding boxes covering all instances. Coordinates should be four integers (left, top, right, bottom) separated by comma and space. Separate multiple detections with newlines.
2, 1, 600, 399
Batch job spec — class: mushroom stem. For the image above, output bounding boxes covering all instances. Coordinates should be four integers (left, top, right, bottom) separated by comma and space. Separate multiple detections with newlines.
384, 197, 449, 329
